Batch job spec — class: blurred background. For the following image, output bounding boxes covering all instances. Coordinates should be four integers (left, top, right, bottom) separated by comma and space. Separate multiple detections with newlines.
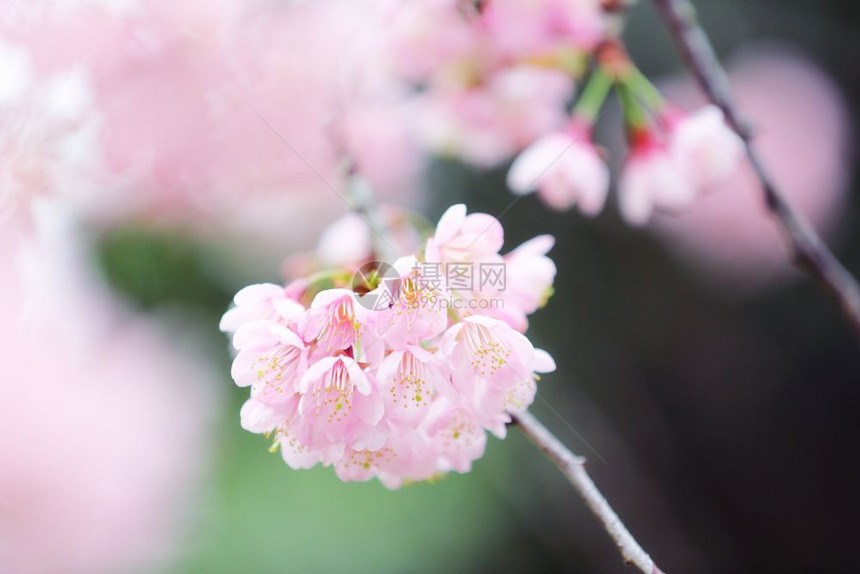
2, 1, 859, 573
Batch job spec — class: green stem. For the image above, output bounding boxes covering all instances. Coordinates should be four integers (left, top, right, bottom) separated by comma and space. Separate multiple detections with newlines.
617, 82, 649, 132
625, 67, 665, 110
572, 66, 614, 124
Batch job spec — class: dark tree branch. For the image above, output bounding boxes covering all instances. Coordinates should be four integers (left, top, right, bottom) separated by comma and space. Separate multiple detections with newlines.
651, 0, 860, 339
512, 410, 664, 574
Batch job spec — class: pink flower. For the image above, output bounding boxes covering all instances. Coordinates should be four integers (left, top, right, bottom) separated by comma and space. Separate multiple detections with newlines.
442, 315, 549, 436
334, 424, 437, 489
239, 396, 295, 434
500, 348, 557, 415
413, 66, 574, 167
488, 235, 557, 332
507, 126, 609, 214
425, 204, 504, 265
503, 235, 557, 315
224, 203, 560, 487
422, 398, 488, 474
373, 256, 450, 350
316, 213, 373, 268
381, 0, 477, 83
482, 0, 606, 58
240, 397, 344, 470
376, 346, 452, 424
295, 356, 386, 451
423, 204, 558, 333
467, 344, 554, 438
230, 320, 307, 405
304, 288, 366, 353
219, 282, 305, 335
619, 137, 697, 225
383, 0, 605, 169
665, 105, 744, 189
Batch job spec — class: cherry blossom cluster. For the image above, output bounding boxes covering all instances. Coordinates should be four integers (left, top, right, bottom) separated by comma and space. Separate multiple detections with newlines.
383, 0, 606, 166
221, 204, 557, 487
507, 64, 746, 224
376, 2, 746, 225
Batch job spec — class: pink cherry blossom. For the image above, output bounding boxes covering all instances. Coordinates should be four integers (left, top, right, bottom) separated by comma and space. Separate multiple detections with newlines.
482, 0, 606, 57
422, 398, 488, 474
423, 204, 558, 332
380, 0, 607, 167
224, 203, 559, 487
619, 137, 697, 225
315, 213, 373, 269
507, 125, 609, 214
373, 256, 450, 349
219, 282, 305, 335
376, 346, 453, 424
231, 320, 307, 405
295, 356, 386, 452
413, 66, 574, 167
334, 424, 438, 489
304, 288, 366, 353
665, 104, 744, 189
441, 315, 546, 436
239, 396, 295, 434
425, 204, 504, 265
488, 234, 557, 332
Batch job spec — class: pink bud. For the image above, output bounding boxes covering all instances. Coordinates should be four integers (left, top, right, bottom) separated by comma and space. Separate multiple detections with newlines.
666, 105, 745, 189
619, 138, 696, 225
507, 127, 609, 214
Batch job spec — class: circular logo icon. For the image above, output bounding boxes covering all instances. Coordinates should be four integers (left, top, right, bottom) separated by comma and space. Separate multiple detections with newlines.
351, 261, 400, 311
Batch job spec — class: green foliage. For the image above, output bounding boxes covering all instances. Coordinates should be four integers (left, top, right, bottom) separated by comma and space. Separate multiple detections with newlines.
95, 225, 234, 313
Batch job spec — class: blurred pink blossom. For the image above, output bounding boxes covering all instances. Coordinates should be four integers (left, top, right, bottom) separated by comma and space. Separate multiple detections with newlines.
413, 65, 574, 167
619, 133, 696, 225
316, 213, 373, 269
0, 38, 104, 231
482, 0, 606, 57
653, 47, 852, 292
0, 218, 216, 574
385, 0, 605, 166
507, 122, 609, 213
1, 0, 421, 252
384, 0, 604, 83
664, 105, 745, 189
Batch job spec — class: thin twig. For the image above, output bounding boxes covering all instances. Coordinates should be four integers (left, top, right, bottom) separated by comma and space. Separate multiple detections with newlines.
650, 0, 860, 339
511, 410, 664, 574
